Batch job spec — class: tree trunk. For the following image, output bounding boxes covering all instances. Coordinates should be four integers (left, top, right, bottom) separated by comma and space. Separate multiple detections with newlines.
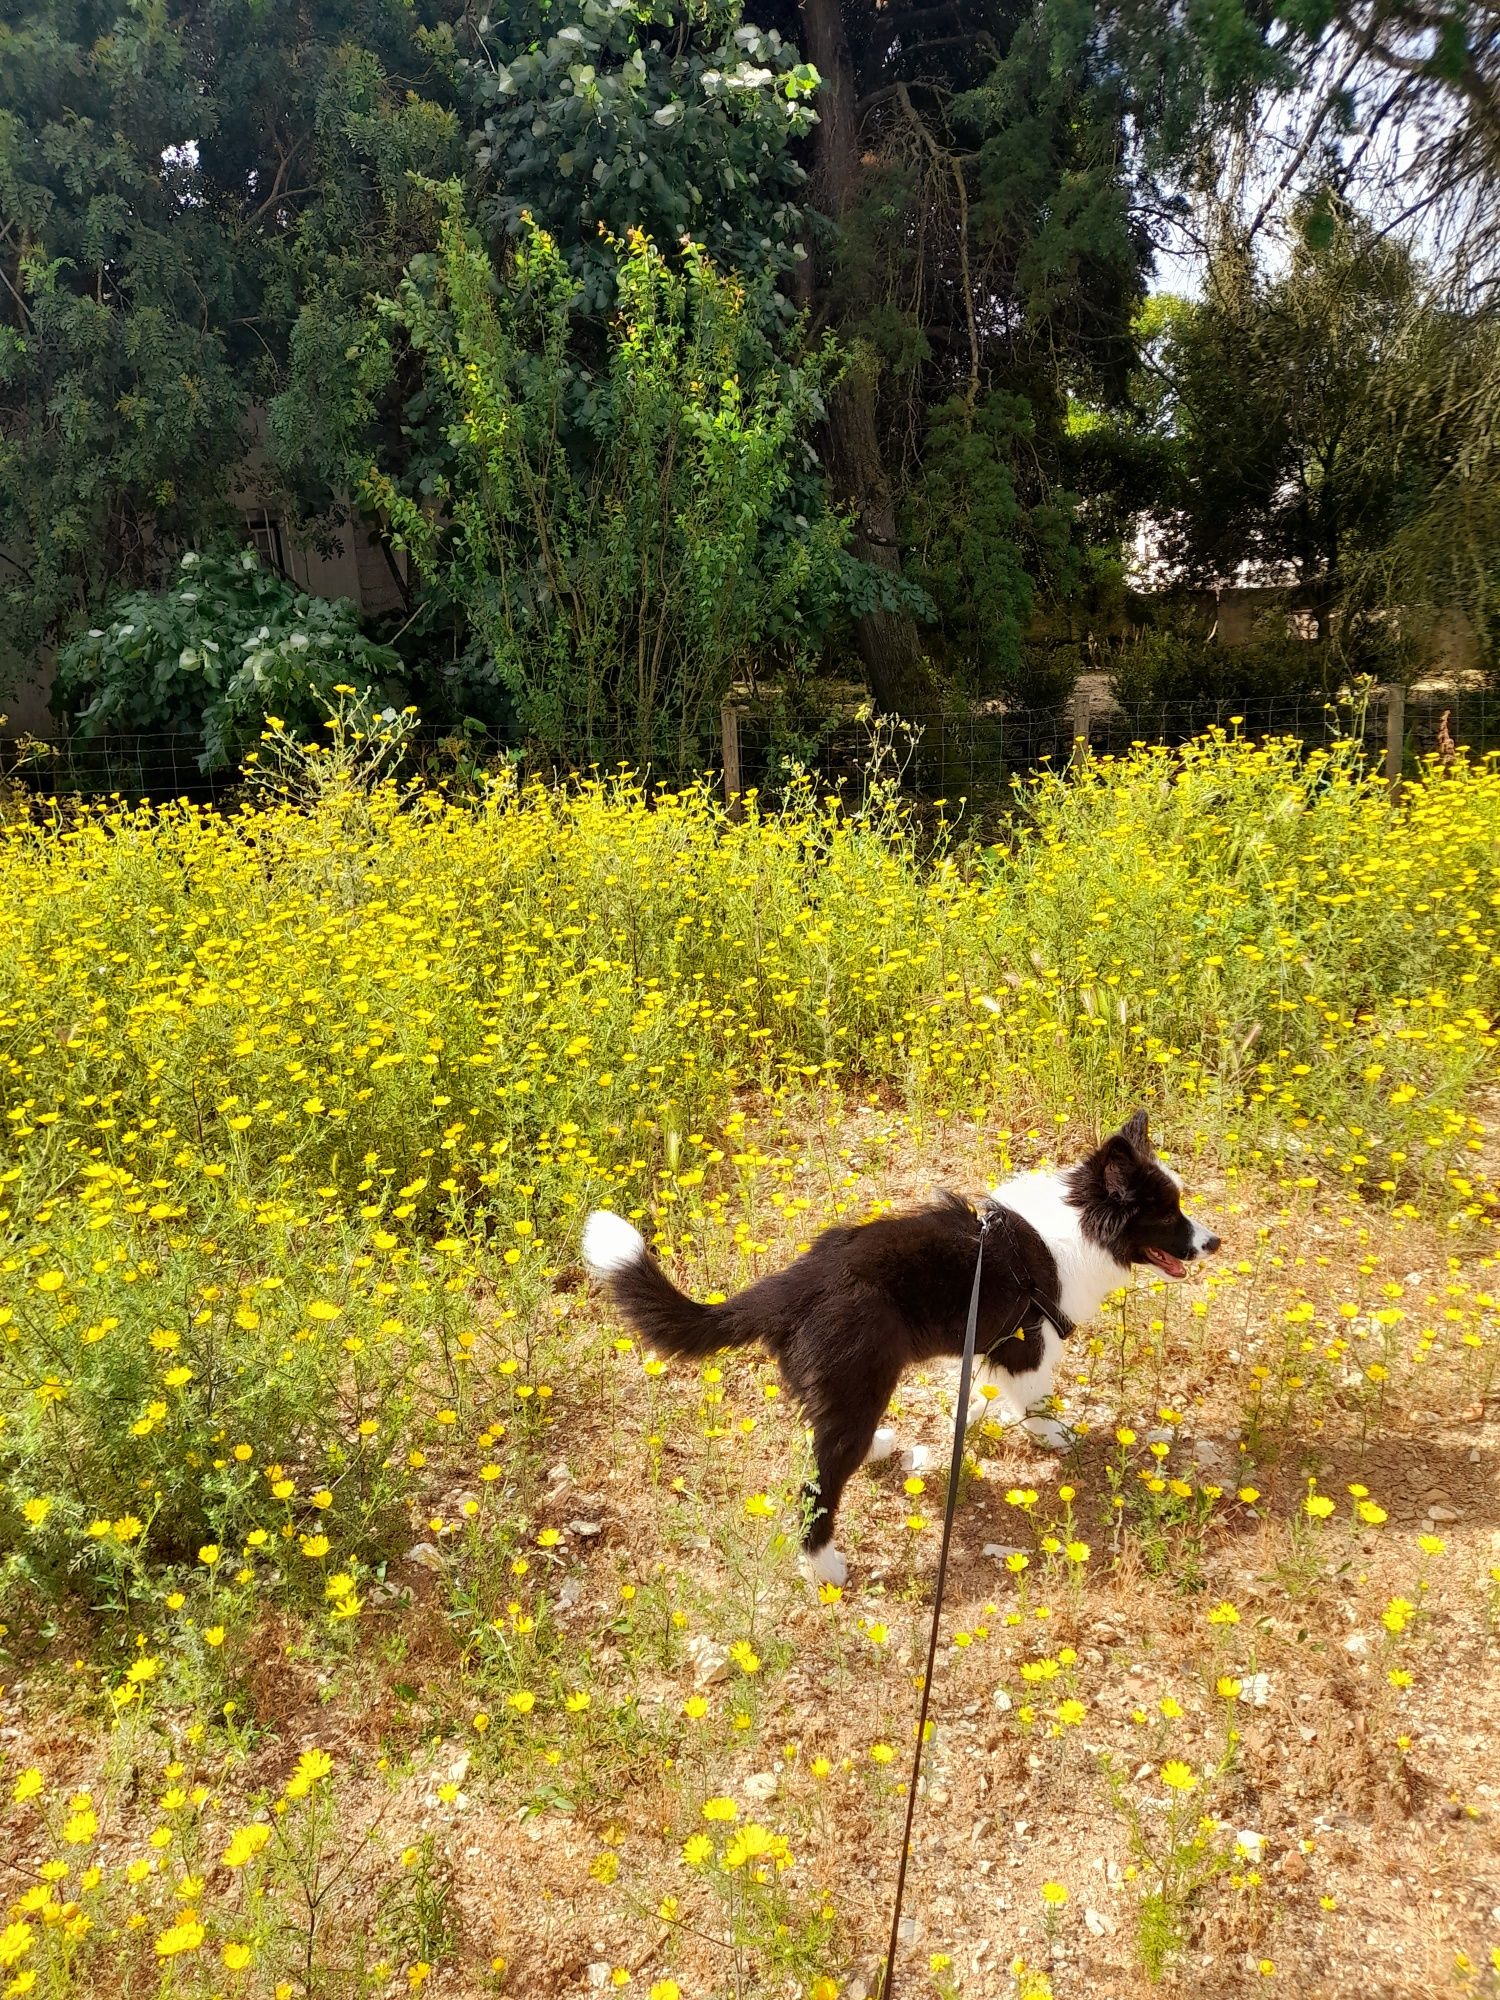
799, 0, 932, 718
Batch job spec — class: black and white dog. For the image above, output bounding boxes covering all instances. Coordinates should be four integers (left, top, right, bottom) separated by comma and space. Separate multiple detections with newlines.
582, 1111, 1219, 1585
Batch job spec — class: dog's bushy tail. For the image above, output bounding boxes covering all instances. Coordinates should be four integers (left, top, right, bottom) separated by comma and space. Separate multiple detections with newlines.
581, 1210, 756, 1359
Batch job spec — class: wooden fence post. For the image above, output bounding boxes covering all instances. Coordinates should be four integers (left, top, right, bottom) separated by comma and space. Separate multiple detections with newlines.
1069, 685, 1091, 769
721, 700, 743, 819
1384, 683, 1404, 804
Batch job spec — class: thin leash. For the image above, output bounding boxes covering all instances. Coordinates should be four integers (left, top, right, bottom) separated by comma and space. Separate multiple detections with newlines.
879, 1200, 1071, 2000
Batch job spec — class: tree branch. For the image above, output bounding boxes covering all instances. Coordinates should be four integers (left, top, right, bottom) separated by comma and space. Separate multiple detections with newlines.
896, 82, 979, 411
1246, 23, 1379, 242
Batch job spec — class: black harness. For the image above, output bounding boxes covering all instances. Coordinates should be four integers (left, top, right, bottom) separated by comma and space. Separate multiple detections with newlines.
975, 1195, 1075, 1356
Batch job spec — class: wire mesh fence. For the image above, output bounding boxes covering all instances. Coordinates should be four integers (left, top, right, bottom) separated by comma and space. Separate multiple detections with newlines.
0, 733, 244, 806
729, 686, 1499, 810
1, 685, 1495, 811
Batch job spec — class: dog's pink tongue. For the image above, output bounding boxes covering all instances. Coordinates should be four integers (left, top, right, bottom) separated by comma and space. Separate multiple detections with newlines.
1146, 1247, 1186, 1278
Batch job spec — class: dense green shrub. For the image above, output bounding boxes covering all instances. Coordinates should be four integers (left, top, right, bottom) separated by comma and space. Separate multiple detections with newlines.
55, 548, 402, 770
1104, 623, 1336, 711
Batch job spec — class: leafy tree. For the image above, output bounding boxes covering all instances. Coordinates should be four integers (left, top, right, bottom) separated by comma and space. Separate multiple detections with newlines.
459, 0, 819, 315
0, 3, 246, 652
8, 0, 1500, 732
1089, 0, 1500, 304
749, 0, 1159, 705
0, 0, 464, 659
366, 192, 846, 765
324, 0, 838, 720
1349, 307, 1500, 665
1150, 201, 1500, 673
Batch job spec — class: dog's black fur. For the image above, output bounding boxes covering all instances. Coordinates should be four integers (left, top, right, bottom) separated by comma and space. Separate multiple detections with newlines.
592, 1112, 1218, 1561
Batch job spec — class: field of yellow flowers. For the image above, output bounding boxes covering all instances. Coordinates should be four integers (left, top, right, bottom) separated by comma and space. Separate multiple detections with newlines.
1, 721, 1498, 2000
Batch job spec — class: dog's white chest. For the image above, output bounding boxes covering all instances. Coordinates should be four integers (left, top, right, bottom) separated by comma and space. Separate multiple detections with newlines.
987, 1171, 1123, 1326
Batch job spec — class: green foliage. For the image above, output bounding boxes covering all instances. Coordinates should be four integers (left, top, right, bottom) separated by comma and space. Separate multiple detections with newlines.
908, 391, 1088, 697
1155, 215, 1423, 597
1154, 204, 1500, 673
1011, 639, 1085, 709
367, 191, 846, 765
0, 0, 464, 658
824, 0, 1153, 695
7, 0, 1498, 725
259, 28, 468, 514
956, 3, 1144, 402
1103, 623, 1338, 710
460, 0, 818, 316
1336, 307, 1500, 675
54, 549, 402, 772
0, 2, 248, 650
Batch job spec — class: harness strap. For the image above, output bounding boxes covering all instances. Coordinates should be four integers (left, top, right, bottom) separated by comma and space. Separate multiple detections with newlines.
986, 1199, 1075, 1346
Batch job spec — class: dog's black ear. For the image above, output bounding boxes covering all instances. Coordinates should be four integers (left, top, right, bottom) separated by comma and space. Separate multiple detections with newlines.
1095, 1133, 1139, 1201
1119, 1108, 1152, 1155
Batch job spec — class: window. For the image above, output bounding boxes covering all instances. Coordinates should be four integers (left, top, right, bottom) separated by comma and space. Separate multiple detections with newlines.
244, 508, 285, 574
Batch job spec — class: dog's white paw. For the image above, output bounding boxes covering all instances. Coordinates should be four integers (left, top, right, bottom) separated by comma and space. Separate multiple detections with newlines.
865, 1426, 898, 1465
800, 1543, 848, 1588
967, 1397, 1021, 1432
1022, 1413, 1077, 1452
899, 1444, 932, 1477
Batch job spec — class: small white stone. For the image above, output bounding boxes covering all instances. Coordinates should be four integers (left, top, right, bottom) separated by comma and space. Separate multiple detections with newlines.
687, 1636, 732, 1686
1189, 1437, 1234, 1475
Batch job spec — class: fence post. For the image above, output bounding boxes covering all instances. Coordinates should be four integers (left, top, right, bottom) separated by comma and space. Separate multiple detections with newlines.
1384, 683, 1404, 804
1069, 685, 1091, 769
721, 699, 743, 820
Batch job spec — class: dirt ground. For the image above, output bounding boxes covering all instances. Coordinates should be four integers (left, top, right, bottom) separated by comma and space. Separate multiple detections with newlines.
4, 1114, 1498, 2000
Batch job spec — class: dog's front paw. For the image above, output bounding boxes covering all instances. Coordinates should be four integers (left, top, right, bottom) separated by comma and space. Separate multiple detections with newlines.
864, 1426, 898, 1465
800, 1543, 848, 1588
1021, 1413, 1077, 1452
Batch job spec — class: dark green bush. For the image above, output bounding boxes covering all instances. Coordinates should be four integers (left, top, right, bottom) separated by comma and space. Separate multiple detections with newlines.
55, 548, 403, 771
1105, 623, 1335, 711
